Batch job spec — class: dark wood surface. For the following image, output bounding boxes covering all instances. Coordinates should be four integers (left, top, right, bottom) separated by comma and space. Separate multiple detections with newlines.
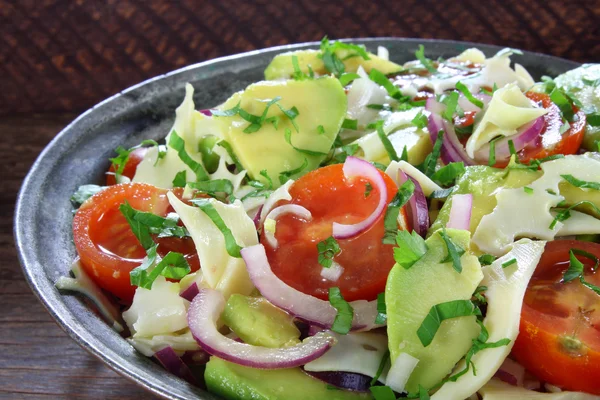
1, 114, 157, 399
2, 0, 599, 398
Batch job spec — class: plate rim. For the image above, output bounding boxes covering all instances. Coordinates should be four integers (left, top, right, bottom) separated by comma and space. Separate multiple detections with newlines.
13, 37, 581, 400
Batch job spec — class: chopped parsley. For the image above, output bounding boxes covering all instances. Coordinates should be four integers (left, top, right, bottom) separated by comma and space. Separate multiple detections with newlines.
342, 118, 359, 130
291, 55, 312, 80
109, 139, 163, 182
369, 386, 396, 400
172, 170, 187, 188
368, 69, 408, 101
317, 236, 341, 268
478, 254, 497, 266
455, 81, 484, 108
501, 258, 517, 268
376, 120, 400, 162
523, 186, 534, 194
187, 179, 234, 198
563, 249, 600, 295
317, 125, 326, 135
440, 92, 459, 122
168, 130, 209, 181
439, 229, 465, 273
211, 97, 299, 133
284, 128, 328, 156
587, 112, 600, 127
329, 287, 354, 334
217, 140, 244, 172
549, 87, 575, 122
561, 174, 600, 191
411, 110, 428, 129
550, 200, 600, 229
383, 179, 416, 244
278, 158, 308, 185
365, 182, 373, 198
393, 230, 428, 269
415, 44, 437, 74
190, 198, 243, 258
430, 162, 465, 187
375, 293, 387, 325
422, 130, 444, 177
417, 300, 480, 347
338, 72, 361, 86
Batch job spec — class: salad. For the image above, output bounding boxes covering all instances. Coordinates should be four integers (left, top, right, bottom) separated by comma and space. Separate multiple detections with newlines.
58, 38, 600, 400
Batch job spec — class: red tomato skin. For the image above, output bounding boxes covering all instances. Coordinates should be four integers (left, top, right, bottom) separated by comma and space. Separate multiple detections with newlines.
512, 240, 600, 394
73, 183, 199, 303
106, 147, 148, 186
261, 164, 409, 302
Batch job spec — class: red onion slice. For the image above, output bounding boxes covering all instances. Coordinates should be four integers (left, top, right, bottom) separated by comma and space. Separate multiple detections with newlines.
264, 204, 312, 248
397, 171, 429, 237
179, 282, 199, 302
447, 194, 473, 230
332, 157, 388, 239
493, 358, 525, 387
188, 287, 336, 369
303, 370, 371, 392
241, 244, 379, 331
252, 205, 264, 229
199, 109, 212, 116
474, 116, 545, 163
181, 349, 210, 366
426, 97, 476, 166
154, 346, 198, 385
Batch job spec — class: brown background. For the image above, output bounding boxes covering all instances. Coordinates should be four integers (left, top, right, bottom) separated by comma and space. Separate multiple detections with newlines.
1, 0, 599, 398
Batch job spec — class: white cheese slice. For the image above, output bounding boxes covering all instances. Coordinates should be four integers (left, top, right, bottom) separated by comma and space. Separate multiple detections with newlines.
465, 83, 548, 158
473, 155, 600, 256
347, 67, 390, 128
556, 209, 600, 236
167, 194, 257, 299
304, 331, 389, 383
454, 48, 486, 64
133, 83, 223, 188
479, 379, 600, 400
385, 160, 442, 196
122, 276, 189, 338
431, 239, 546, 400
127, 329, 199, 357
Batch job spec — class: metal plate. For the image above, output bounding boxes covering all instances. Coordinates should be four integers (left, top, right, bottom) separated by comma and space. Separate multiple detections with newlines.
14, 38, 579, 400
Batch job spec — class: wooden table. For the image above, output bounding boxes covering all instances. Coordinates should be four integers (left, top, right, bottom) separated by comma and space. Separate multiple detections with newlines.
0, 114, 159, 399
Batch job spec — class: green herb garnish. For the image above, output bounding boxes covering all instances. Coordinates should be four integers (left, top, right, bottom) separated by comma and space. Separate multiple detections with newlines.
329, 287, 354, 334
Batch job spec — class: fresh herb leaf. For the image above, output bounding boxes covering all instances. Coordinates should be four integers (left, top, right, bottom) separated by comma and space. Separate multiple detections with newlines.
563, 250, 600, 295
120, 202, 189, 240
550, 87, 575, 122
508, 140, 517, 159
478, 254, 496, 266
329, 287, 354, 334
284, 128, 328, 156
429, 187, 455, 199
439, 229, 465, 273
368, 68, 408, 101
119, 202, 155, 250
217, 140, 244, 172
488, 137, 500, 167
365, 182, 373, 198
561, 174, 600, 191
317, 125, 326, 135
369, 386, 396, 400
383, 179, 416, 244
169, 130, 209, 181
456, 81, 484, 108
291, 55, 312, 80
550, 200, 600, 229
422, 130, 444, 177
371, 351, 390, 387
441, 91, 459, 122
191, 198, 243, 258
393, 230, 428, 269
130, 248, 191, 289
376, 120, 399, 162
278, 158, 308, 184
418, 385, 430, 400
70, 184, 104, 207
501, 258, 517, 268
172, 170, 187, 188
317, 236, 341, 268
400, 145, 409, 162
583, 77, 600, 87
320, 37, 346, 77
411, 110, 428, 129
417, 300, 479, 347
430, 162, 465, 186
109, 140, 162, 182
342, 118, 358, 130
523, 186, 533, 194
187, 179, 234, 197
415, 44, 437, 74
587, 112, 600, 127
339, 72, 361, 86
375, 293, 387, 325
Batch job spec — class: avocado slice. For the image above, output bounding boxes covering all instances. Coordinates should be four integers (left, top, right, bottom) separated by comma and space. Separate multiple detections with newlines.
214, 77, 347, 187
385, 229, 483, 393
222, 294, 301, 348
554, 64, 600, 150
265, 49, 403, 81
205, 357, 372, 400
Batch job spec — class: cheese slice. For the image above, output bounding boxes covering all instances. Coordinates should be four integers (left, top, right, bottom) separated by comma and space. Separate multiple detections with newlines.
167, 194, 257, 299
385, 160, 442, 196
128, 330, 199, 357
473, 155, 600, 256
479, 379, 600, 400
304, 332, 389, 383
466, 83, 548, 158
431, 239, 546, 400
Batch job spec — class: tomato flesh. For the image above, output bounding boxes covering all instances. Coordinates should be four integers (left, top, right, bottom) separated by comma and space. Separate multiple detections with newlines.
73, 183, 199, 303
106, 147, 148, 186
512, 240, 600, 394
261, 164, 408, 302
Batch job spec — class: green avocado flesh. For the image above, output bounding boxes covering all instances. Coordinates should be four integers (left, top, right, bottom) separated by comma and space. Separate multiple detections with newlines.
214, 77, 347, 187
264, 49, 403, 81
222, 294, 300, 348
205, 357, 372, 400
385, 229, 483, 393
554, 64, 600, 150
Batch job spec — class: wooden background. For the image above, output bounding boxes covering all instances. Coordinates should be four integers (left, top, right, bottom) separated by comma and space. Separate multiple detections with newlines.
1, 0, 599, 398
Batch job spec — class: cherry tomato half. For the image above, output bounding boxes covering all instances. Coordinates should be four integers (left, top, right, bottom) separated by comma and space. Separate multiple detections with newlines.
261, 164, 409, 302
512, 240, 600, 394
73, 183, 199, 303
106, 147, 148, 186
